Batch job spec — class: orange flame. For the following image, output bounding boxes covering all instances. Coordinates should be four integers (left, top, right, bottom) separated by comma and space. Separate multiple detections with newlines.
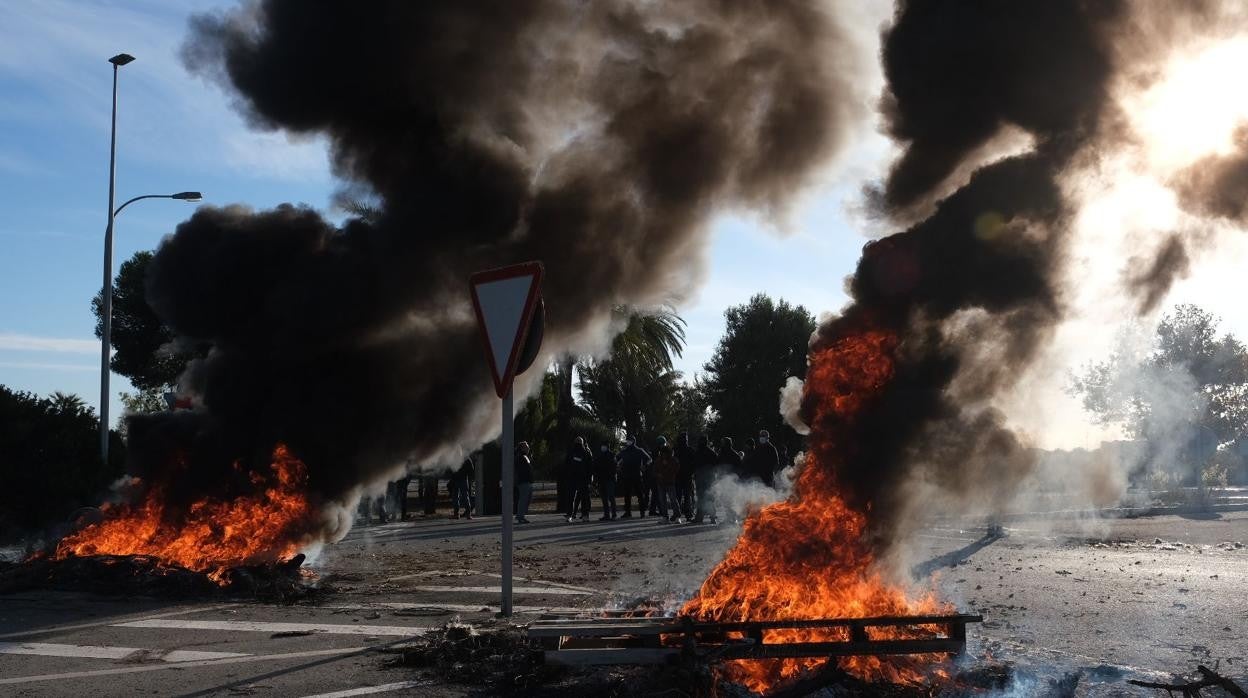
54, 444, 315, 584
682, 330, 949, 692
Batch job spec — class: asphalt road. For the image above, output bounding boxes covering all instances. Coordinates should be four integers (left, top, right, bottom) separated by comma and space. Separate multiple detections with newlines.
1, 506, 1246, 696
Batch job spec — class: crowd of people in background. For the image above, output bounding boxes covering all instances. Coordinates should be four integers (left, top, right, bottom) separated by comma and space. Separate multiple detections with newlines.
545, 430, 790, 525
357, 429, 792, 526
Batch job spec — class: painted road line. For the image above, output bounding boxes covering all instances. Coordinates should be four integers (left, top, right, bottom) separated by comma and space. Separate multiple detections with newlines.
0, 647, 363, 686
0, 603, 242, 640
0, 642, 248, 662
384, 569, 478, 582
301, 680, 433, 697
409, 584, 590, 596
481, 572, 599, 594
114, 619, 429, 636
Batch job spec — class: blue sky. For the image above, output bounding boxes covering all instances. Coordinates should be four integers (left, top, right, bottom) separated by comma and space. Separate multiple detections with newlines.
0, 1, 880, 427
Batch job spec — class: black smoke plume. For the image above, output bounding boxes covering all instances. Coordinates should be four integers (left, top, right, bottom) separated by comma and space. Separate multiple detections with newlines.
803, 0, 1126, 549
128, 0, 860, 538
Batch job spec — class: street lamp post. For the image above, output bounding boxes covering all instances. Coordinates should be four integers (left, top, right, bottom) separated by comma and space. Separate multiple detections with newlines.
99, 192, 201, 464
98, 51, 203, 463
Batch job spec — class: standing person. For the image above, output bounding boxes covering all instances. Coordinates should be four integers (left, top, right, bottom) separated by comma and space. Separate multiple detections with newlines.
653, 436, 682, 522
692, 435, 719, 524
515, 441, 534, 524
565, 437, 593, 522
394, 473, 412, 521
748, 429, 780, 487
719, 436, 745, 522
594, 443, 618, 521
449, 456, 474, 519
615, 436, 651, 518
422, 472, 439, 515
674, 432, 697, 519
645, 437, 664, 516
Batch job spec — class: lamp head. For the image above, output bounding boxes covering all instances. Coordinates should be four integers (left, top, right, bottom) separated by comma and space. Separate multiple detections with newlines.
171, 191, 202, 202
109, 54, 136, 67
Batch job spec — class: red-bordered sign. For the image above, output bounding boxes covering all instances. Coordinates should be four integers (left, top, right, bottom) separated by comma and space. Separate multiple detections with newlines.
469, 262, 545, 398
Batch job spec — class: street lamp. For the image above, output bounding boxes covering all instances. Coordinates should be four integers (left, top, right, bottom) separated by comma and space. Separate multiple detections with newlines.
98, 51, 202, 463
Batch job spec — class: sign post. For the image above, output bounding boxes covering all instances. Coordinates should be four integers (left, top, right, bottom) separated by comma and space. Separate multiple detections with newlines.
469, 262, 544, 617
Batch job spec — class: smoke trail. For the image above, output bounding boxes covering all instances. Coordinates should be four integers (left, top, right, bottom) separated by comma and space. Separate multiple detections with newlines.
802, 0, 1127, 549
127, 0, 866, 539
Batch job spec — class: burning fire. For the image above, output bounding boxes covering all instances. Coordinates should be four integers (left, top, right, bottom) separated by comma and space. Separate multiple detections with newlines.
682, 329, 949, 692
54, 444, 315, 584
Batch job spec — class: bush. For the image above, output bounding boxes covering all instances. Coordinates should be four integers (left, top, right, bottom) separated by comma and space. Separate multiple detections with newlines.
0, 386, 126, 539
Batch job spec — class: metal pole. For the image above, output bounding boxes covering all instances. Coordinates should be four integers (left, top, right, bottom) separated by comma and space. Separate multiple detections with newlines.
500, 388, 514, 617
100, 61, 120, 464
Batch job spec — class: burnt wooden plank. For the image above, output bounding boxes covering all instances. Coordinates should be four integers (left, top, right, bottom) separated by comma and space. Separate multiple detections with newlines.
544, 648, 680, 666
527, 614, 981, 639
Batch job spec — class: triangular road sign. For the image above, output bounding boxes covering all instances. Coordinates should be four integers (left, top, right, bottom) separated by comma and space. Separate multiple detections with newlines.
470, 262, 544, 398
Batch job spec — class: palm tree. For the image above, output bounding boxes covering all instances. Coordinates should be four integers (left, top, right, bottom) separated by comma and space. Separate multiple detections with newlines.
49, 391, 89, 416
576, 307, 686, 440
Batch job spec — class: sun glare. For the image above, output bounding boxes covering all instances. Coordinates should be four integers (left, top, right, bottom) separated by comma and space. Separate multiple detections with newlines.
1128, 37, 1248, 171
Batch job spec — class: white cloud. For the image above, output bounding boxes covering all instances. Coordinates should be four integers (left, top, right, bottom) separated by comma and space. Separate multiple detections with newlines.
0, 333, 97, 354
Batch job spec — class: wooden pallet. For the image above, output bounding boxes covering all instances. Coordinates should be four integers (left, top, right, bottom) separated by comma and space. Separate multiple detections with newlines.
528, 613, 983, 666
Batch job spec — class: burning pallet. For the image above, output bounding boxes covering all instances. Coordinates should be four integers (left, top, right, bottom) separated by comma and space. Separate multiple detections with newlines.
528, 613, 982, 666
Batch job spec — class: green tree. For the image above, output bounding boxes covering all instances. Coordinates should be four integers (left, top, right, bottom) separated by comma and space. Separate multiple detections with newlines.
91, 251, 199, 393
1070, 304, 1248, 483
0, 386, 126, 535
701, 294, 816, 457
576, 308, 687, 441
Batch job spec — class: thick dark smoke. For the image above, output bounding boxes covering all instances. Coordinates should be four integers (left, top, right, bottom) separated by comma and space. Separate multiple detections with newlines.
803, 0, 1126, 550
1128, 234, 1191, 315
129, 1, 860, 537
1174, 131, 1248, 223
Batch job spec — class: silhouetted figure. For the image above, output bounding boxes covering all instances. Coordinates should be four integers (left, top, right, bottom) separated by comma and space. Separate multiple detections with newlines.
595, 443, 617, 520
674, 431, 697, 519
615, 437, 651, 517
565, 436, 593, 522
515, 441, 533, 524
450, 457, 474, 519
692, 435, 719, 524
653, 436, 682, 522
746, 429, 780, 487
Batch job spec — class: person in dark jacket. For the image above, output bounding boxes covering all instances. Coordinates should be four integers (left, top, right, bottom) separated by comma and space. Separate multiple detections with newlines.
594, 443, 617, 520
692, 435, 719, 524
615, 437, 651, 517
719, 436, 743, 475
653, 435, 683, 522
449, 456, 474, 519
674, 431, 697, 519
747, 429, 780, 487
515, 441, 534, 524
565, 437, 593, 522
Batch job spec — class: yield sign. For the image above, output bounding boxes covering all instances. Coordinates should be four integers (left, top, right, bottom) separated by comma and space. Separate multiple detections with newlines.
469, 262, 544, 397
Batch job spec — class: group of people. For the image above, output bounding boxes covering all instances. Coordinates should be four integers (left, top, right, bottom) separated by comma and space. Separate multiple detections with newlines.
358, 456, 477, 524
549, 430, 788, 525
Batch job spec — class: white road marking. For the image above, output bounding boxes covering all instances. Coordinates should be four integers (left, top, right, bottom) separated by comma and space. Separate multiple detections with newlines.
300, 680, 431, 697
384, 569, 477, 582
0, 647, 363, 685
0, 641, 247, 662
0, 603, 242, 640
481, 572, 600, 594
114, 619, 429, 636
409, 584, 590, 596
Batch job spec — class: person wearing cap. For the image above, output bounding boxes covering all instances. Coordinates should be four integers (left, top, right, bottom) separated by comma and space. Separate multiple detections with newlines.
747, 429, 780, 487
653, 435, 683, 523
565, 436, 594, 522
615, 436, 651, 517
515, 441, 534, 524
